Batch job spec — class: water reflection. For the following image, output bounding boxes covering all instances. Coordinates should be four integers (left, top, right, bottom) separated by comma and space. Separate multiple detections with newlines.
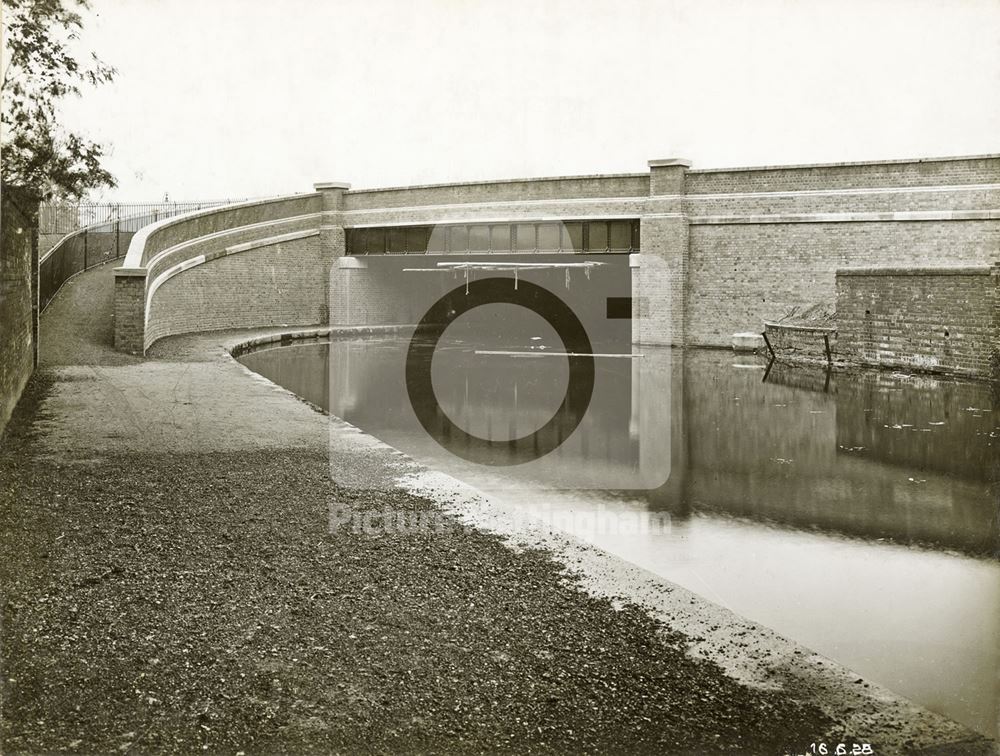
239, 338, 999, 737
682, 357, 999, 557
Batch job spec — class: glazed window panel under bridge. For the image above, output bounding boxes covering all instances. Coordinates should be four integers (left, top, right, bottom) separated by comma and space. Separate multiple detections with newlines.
345, 219, 640, 255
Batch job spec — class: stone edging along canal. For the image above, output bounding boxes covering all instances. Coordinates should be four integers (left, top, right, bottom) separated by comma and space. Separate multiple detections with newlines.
227, 326, 990, 754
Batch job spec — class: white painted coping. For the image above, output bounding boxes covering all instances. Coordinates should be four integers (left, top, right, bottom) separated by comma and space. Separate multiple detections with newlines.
116, 192, 320, 272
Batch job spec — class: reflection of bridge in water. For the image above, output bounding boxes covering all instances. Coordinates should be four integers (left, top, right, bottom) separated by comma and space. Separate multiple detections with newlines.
241, 341, 999, 558
645, 352, 999, 557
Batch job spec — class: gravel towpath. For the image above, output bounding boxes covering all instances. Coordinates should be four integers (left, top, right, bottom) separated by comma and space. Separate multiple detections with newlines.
0, 262, 988, 754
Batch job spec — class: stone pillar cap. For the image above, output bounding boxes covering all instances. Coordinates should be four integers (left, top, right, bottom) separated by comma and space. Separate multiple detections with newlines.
648, 158, 692, 168
313, 181, 352, 191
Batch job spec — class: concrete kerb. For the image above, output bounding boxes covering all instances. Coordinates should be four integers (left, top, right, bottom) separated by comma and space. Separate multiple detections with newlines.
226, 324, 413, 359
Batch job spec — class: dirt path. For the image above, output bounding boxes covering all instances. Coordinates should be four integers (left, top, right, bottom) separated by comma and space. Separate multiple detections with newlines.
0, 262, 989, 754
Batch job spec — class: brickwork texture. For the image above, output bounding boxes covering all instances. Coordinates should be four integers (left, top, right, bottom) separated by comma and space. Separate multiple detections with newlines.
0, 186, 39, 438
836, 266, 1000, 378
114, 154, 1000, 376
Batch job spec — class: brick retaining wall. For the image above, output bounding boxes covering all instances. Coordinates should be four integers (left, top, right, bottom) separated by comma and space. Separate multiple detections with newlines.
145, 234, 330, 346
114, 194, 325, 353
836, 265, 1000, 377
0, 186, 39, 438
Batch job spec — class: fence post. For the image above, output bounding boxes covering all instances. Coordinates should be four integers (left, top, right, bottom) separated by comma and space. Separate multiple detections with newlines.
115, 220, 121, 259
83, 229, 89, 270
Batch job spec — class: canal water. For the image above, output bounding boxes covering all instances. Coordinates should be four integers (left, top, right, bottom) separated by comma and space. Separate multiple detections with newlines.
239, 324, 999, 737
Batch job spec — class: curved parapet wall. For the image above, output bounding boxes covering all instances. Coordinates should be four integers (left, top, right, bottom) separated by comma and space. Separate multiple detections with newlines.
114, 193, 324, 353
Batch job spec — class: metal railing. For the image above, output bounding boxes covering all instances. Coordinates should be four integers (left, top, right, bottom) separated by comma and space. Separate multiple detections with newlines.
38, 199, 249, 311
38, 200, 252, 236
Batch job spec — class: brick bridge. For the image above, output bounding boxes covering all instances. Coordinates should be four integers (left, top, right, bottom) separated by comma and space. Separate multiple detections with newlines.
113, 154, 1000, 377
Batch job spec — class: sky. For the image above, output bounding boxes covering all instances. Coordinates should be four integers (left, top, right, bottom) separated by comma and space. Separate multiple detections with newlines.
51, 0, 1000, 201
